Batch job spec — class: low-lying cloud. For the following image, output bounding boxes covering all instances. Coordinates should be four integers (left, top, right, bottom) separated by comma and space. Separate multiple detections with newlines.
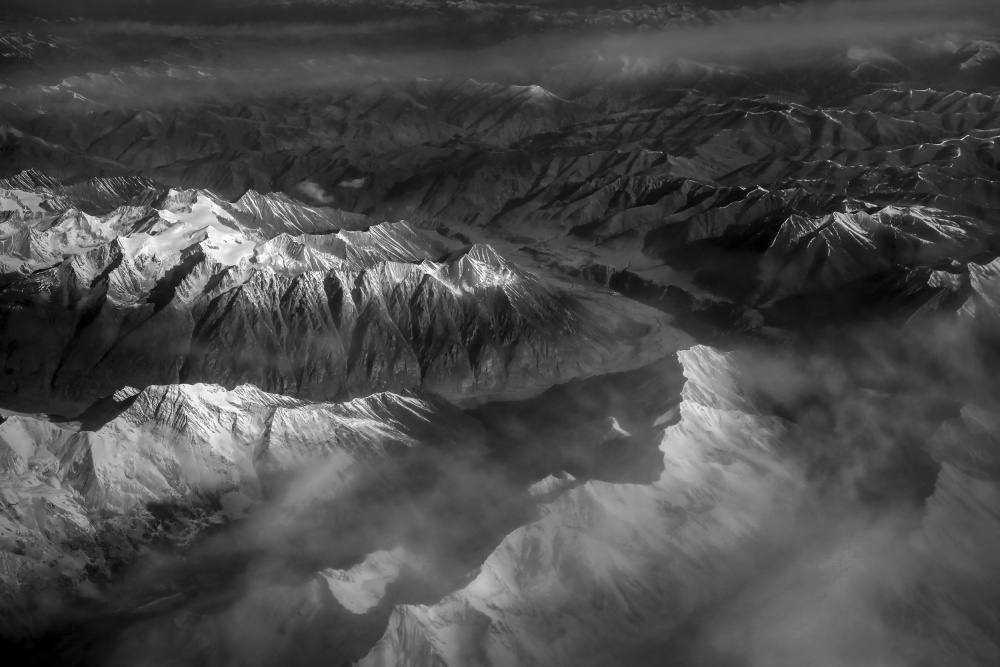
5, 0, 997, 106
295, 181, 336, 204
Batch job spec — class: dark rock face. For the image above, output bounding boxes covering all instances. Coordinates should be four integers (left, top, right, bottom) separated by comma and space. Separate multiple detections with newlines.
0, 182, 683, 406
7, 35, 1000, 336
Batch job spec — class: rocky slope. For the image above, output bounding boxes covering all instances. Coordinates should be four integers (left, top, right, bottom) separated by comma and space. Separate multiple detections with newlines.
4, 28, 999, 334
0, 382, 483, 635
361, 344, 1000, 667
0, 349, 690, 666
0, 176, 685, 407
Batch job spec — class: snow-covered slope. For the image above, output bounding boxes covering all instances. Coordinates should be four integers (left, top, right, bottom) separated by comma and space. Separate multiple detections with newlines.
360, 343, 1000, 667
0, 175, 688, 406
361, 345, 804, 666
0, 381, 483, 636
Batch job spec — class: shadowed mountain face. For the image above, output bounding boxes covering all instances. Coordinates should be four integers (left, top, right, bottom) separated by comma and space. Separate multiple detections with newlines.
2, 2, 1000, 666
0, 179, 680, 407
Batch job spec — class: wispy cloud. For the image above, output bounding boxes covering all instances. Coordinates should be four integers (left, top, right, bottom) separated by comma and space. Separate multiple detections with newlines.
296, 181, 337, 204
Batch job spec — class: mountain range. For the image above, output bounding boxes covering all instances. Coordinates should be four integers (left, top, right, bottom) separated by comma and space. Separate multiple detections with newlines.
2, 2, 1000, 666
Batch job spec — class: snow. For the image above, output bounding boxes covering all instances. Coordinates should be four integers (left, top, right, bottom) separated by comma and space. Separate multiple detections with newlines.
0, 189, 47, 215
183, 383, 238, 411
0, 415, 73, 462
320, 547, 407, 614
135, 192, 257, 265
360, 346, 803, 667
109, 192, 258, 266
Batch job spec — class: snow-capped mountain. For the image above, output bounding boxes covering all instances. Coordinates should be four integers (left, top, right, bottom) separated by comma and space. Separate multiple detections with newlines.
0, 177, 685, 407
2, 1, 1000, 665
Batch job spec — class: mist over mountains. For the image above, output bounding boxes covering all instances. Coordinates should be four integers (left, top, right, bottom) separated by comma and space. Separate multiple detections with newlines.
1, 1, 1000, 666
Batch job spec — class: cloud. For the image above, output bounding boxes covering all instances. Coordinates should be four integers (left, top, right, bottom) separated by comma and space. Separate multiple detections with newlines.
649, 309, 1000, 667
689, 510, 922, 667
588, 0, 995, 69
295, 181, 336, 204
6, 0, 997, 104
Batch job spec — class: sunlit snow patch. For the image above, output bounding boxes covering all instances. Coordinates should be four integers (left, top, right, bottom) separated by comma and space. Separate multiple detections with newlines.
320, 547, 408, 614
127, 192, 256, 265
0, 188, 49, 217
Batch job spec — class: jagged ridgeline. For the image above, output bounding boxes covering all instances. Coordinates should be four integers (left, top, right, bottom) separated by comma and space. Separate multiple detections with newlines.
7, 54, 999, 336
0, 169, 689, 660
0, 173, 684, 407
